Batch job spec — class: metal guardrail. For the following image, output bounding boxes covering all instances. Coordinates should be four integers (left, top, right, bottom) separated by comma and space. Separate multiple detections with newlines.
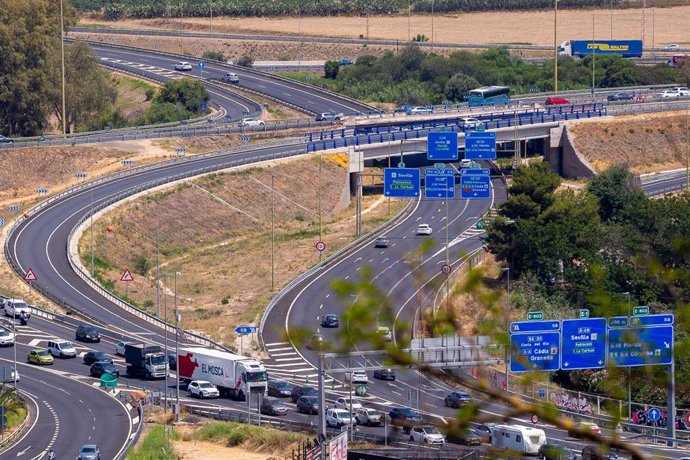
0, 393, 32, 453
115, 405, 144, 460
257, 197, 416, 351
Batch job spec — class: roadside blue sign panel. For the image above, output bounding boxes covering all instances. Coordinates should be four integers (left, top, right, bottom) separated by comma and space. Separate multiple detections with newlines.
427, 131, 458, 161
384, 168, 421, 198
608, 316, 628, 328
198, 61, 205, 69
510, 320, 560, 334
510, 332, 561, 373
235, 326, 257, 334
460, 168, 491, 199
608, 325, 673, 367
465, 132, 497, 160
561, 318, 607, 370
424, 168, 455, 199
647, 407, 661, 422
628, 314, 674, 327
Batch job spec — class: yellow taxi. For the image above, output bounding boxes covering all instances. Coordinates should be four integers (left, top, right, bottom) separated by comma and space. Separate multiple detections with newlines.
27, 349, 54, 365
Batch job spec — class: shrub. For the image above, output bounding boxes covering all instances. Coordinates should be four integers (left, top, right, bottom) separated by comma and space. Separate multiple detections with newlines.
236, 55, 254, 68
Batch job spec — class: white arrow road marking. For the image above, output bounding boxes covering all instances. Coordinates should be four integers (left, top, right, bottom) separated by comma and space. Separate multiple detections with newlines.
16, 446, 31, 456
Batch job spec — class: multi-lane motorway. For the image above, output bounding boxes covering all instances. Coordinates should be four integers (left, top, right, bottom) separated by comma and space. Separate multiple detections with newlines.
2, 42, 688, 459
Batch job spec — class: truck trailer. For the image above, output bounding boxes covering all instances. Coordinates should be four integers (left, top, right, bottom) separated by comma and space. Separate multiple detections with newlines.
177, 347, 268, 400
558, 40, 643, 58
125, 343, 168, 379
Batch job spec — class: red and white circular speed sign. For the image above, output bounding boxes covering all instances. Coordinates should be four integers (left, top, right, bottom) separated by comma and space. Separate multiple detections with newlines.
530, 414, 539, 425
315, 241, 326, 253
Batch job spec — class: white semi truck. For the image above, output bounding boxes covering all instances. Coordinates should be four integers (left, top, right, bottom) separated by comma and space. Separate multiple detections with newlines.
177, 347, 268, 400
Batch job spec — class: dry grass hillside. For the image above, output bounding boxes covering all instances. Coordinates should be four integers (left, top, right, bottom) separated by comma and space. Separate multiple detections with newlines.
569, 111, 690, 174
79, 153, 405, 347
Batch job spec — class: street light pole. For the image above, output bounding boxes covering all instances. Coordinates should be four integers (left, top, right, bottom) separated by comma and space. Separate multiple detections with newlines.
554, 0, 558, 94
90, 190, 94, 276
60, 0, 66, 136
503, 267, 510, 393
271, 175, 275, 291
174, 271, 181, 423
12, 310, 17, 389
163, 273, 169, 412
623, 291, 632, 418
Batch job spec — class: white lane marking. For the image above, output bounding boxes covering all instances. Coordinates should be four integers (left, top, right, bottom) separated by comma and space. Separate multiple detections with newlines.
264, 342, 289, 347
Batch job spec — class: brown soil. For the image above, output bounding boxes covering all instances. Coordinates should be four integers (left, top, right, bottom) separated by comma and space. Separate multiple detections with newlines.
568, 111, 690, 174
80, 6, 690, 48
78, 153, 406, 347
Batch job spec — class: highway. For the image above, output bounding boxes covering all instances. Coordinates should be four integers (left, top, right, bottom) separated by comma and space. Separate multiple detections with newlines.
2, 43, 689, 459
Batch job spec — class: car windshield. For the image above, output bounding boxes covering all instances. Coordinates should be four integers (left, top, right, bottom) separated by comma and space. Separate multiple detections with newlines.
95, 352, 108, 359
0, 331, 9, 336
199, 382, 215, 389
246, 371, 268, 382
306, 396, 318, 404
272, 381, 290, 389
424, 426, 441, 434
149, 354, 166, 365
38, 350, 50, 356
82, 447, 97, 453
400, 408, 418, 416
14, 302, 28, 309
303, 387, 318, 395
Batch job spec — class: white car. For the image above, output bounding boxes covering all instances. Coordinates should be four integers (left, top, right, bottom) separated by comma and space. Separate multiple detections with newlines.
409, 425, 446, 445
460, 159, 473, 168
335, 397, 363, 412
187, 380, 220, 399
115, 341, 130, 356
221, 72, 239, 83
376, 326, 392, 342
665, 43, 680, 50
672, 86, 690, 96
326, 408, 352, 428
355, 407, 384, 426
4, 299, 30, 318
407, 106, 433, 115
460, 117, 481, 129
1, 366, 19, 383
0, 329, 15, 347
344, 369, 368, 384
658, 90, 681, 98
416, 224, 432, 235
239, 118, 265, 128
174, 61, 192, 71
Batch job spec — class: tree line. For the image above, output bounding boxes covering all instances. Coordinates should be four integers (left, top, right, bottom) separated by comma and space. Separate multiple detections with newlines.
313, 46, 689, 105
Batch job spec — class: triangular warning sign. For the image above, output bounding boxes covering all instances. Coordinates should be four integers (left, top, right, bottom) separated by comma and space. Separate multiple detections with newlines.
23, 268, 37, 282
120, 269, 134, 282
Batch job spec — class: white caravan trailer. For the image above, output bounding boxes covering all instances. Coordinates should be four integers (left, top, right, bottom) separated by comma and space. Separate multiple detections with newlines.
491, 424, 547, 455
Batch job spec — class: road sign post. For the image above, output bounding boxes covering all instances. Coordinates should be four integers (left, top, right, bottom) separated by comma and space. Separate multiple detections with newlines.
460, 169, 491, 200
384, 168, 420, 198
120, 269, 134, 299
465, 131, 497, 160
561, 318, 607, 370
427, 131, 458, 161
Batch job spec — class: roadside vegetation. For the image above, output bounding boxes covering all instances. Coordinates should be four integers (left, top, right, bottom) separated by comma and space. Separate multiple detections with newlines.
292, 46, 690, 105
181, 421, 308, 450
73, 0, 653, 19
127, 424, 177, 460
0, 384, 28, 433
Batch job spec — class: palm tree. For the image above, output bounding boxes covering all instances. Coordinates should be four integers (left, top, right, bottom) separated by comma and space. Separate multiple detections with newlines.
0, 383, 26, 420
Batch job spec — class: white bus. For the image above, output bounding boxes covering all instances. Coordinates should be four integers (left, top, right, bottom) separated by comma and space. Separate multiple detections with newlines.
490, 424, 547, 455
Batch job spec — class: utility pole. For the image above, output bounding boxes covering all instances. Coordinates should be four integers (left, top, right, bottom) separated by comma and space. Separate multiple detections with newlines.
163, 273, 169, 412
156, 227, 161, 317
503, 267, 510, 393
271, 175, 275, 291
554, 0, 558, 94
90, 190, 94, 276
174, 272, 180, 423
317, 354, 326, 458
60, 0, 66, 136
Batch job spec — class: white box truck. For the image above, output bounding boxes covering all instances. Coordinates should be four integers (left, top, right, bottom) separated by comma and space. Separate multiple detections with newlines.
490, 424, 546, 455
177, 347, 268, 400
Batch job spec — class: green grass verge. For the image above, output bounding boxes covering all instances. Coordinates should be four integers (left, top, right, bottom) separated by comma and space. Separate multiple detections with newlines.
184, 422, 308, 452
127, 424, 178, 460
6, 406, 27, 431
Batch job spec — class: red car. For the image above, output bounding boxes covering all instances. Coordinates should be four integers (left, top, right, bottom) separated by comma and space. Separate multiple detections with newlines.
545, 96, 570, 105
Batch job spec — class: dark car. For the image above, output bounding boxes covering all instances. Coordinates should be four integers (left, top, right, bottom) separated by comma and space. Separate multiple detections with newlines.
267, 380, 293, 398
447, 428, 482, 446
306, 333, 325, 350
260, 396, 289, 416
539, 443, 578, 460
76, 324, 101, 343
83, 351, 112, 366
374, 236, 390, 248
0, 135, 14, 146
296, 395, 319, 414
320, 314, 339, 328
606, 92, 634, 102
389, 407, 423, 433
545, 96, 570, 105
582, 446, 619, 460
444, 391, 473, 408
394, 105, 414, 114
291, 385, 318, 403
339, 59, 354, 66
373, 368, 395, 381
90, 361, 120, 378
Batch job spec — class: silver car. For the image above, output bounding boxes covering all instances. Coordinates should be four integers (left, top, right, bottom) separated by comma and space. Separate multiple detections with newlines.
77, 444, 101, 460
355, 407, 383, 426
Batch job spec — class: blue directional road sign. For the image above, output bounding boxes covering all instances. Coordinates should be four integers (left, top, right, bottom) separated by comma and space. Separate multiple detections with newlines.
608, 325, 673, 367
235, 326, 257, 334
628, 314, 674, 327
510, 320, 560, 334
647, 407, 661, 422
427, 131, 458, 161
465, 131, 497, 160
510, 332, 561, 373
561, 318, 607, 370
198, 61, 205, 69
384, 168, 421, 198
424, 168, 455, 199
608, 316, 628, 328
460, 168, 491, 199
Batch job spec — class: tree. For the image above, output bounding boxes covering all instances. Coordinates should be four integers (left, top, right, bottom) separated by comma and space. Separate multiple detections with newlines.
324, 60, 340, 79
0, 0, 78, 136
155, 79, 210, 114
586, 164, 645, 222
235, 55, 254, 68
53, 41, 117, 133
444, 73, 479, 102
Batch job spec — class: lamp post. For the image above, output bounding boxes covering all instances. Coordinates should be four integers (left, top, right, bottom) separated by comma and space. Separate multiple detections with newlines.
553, 0, 558, 94
163, 273, 169, 412
622, 291, 631, 418
502, 267, 510, 393
174, 271, 181, 423
271, 175, 275, 291
60, 0, 66, 136
12, 310, 17, 390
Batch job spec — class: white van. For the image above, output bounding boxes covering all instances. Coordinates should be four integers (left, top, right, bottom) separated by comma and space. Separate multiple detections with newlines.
4, 299, 30, 318
490, 424, 546, 455
47, 339, 77, 358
